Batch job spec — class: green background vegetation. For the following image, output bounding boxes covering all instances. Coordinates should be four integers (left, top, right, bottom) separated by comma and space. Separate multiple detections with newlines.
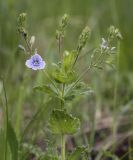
0, 0, 133, 72
0, 0, 133, 159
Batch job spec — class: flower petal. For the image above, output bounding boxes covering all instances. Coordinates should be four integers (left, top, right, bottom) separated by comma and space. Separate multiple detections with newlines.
25, 59, 32, 68
39, 61, 46, 69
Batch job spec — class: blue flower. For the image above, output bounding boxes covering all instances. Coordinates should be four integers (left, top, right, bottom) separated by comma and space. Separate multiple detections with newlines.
25, 52, 46, 70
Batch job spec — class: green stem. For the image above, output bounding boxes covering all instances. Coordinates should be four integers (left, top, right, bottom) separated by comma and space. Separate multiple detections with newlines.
59, 36, 61, 59
61, 134, 65, 160
60, 83, 66, 159
58, 31, 66, 160
72, 50, 80, 68
112, 42, 120, 151
43, 70, 59, 94
60, 84, 65, 108
78, 48, 95, 61
15, 85, 25, 139
68, 50, 104, 95
23, 36, 32, 54
65, 62, 93, 96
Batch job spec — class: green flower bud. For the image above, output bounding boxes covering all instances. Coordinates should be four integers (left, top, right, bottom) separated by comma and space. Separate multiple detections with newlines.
17, 13, 27, 25
56, 14, 69, 40
59, 14, 69, 30
77, 26, 91, 52
17, 13, 28, 37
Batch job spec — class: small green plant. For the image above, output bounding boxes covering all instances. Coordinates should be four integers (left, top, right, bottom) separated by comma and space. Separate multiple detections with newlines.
0, 13, 122, 160
17, 13, 122, 160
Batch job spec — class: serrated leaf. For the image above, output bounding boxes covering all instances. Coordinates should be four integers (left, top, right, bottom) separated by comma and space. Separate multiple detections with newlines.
7, 121, 18, 160
48, 109, 80, 134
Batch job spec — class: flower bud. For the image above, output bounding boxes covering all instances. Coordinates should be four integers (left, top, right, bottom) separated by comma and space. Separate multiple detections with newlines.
30, 36, 35, 46
56, 14, 69, 40
60, 14, 69, 30
17, 13, 28, 37
77, 26, 91, 52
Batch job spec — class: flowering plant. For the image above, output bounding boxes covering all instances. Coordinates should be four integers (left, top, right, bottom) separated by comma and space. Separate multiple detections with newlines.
17, 13, 122, 160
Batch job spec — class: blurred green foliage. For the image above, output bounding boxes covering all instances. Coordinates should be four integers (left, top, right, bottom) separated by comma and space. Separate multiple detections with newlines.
0, 0, 133, 159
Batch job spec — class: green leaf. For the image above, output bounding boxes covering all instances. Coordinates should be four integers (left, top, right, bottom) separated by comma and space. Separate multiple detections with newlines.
50, 62, 77, 84
48, 109, 80, 134
7, 121, 18, 160
63, 51, 76, 71
34, 85, 58, 96
67, 146, 88, 160
0, 129, 12, 160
